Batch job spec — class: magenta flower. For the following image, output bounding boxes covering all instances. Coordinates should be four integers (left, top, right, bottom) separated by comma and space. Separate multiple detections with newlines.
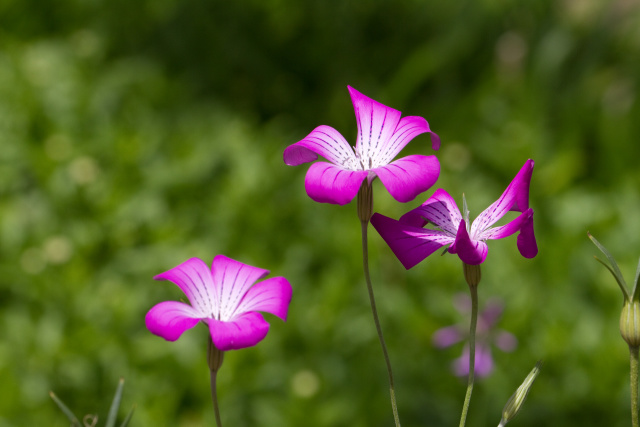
433, 294, 517, 377
371, 159, 538, 267
146, 255, 292, 351
283, 86, 440, 205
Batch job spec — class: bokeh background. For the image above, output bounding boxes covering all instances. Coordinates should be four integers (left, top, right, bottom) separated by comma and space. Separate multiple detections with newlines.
2, 0, 640, 425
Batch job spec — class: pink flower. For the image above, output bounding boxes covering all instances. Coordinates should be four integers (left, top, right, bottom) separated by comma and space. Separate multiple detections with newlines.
433, 294, 517, 377
145, 256, 292, 351
283, 86, 440, 205
371, 160, 537, 267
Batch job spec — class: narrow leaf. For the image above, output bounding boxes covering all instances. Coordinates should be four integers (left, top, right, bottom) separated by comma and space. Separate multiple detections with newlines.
119, 405, 136, 427
632, 256, 640, 301
106, 378, 125, 427
49, 391, 81, 427
588, 233, 629, 299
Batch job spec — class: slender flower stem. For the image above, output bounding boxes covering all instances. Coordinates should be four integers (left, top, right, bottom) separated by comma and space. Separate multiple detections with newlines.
207, 338, 224, 427
210, 370, 222, 427
631, 345, 639, 427
361, 219, 401, 427
459, 276, 479, 427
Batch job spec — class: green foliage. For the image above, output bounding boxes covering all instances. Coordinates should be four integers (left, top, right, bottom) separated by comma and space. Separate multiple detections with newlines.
1, 0, 640, 426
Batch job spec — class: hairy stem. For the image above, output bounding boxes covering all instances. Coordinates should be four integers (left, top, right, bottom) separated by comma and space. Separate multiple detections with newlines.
459, 282, 479, 427
631, 345, 639, 427
361, 220, 401, 427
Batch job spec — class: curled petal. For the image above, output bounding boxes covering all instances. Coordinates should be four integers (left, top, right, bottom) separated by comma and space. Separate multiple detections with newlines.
235, 276, 292, 321
371, 213, 453, 269
405, 189, 462, 235
283, 125, 355, 167
145, 301, 202, 342
304, 162, 367, 205
373, 155, 440, 203
211, 255, 269, 321
452, 219, 488, 265
470, 160, 534, 237
208, 312, 270, 351
517, 212, 538, 259
154, 258, 217, 318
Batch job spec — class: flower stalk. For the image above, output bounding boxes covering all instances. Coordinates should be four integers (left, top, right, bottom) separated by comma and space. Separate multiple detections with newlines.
208, 338, 224, 427
459, 263, 481, 427
359, 183, 401, 427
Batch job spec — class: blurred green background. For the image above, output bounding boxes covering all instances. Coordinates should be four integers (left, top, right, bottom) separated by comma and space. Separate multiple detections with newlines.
2, 0, 640, 425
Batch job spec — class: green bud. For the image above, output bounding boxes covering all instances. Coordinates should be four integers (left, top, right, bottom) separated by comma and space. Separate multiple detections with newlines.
499, 361, 542, 426
620, 300, 640, 348
463, 262, 482, 288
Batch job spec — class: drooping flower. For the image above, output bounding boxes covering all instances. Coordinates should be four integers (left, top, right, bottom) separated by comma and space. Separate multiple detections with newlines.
146, 255, 292, 351
283, 86, 440, 205
433, 294, 517, 377
371, 159, 537, 267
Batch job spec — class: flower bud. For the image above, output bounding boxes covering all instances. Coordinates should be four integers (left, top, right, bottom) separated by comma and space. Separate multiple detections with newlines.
499, 361, 542, 426
463, 262, 482, 288
620, 299, 640, 348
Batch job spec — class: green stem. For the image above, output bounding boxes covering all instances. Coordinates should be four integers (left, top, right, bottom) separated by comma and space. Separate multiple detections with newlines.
211, 369, 222, 427
459, 282, 479, 427
631, 345, 639, 427
361, 220, 401, 427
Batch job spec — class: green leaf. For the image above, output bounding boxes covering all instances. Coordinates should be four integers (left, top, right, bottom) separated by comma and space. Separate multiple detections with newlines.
119, 405, 136, 427
49, 392, 81, 427
106, 378, 125, 427
588, 233, 629, 300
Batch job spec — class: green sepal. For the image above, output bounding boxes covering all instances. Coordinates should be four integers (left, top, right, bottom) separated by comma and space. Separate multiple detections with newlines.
632, 256, 640, 302
49, 391, 81, 427
588, 233, 629, 300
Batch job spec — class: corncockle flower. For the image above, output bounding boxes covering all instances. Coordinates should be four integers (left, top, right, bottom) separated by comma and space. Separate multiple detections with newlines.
371, 159, 538, 268
433, 294, 517, 377
146, 255, 292, 351
283, 85, 440, 205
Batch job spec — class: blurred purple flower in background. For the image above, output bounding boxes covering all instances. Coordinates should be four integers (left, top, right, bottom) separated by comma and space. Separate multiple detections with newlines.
283, 86, 440, 205
433, 294, 517, 377
146, 255, 292, 351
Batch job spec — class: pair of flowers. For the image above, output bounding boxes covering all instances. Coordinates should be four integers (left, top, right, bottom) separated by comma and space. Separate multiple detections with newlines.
146, 86, 536, 354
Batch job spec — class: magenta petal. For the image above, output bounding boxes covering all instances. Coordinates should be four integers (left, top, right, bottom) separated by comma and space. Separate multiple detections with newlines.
379, 116, 440, 164
154, 258, 218, 318
371, 213, 453, 269
433, 325, 463, 348
454, 344, 494, 377
208, 312, 270, 351
283, 125, 355, 166
235, 276, 292, 321
453, 219, 488, 265
211, 255, 270, 321
373, 154, 440, 203
304, 162, 367, 205
517, 212, 538, 258
145, 301, 202, 342
407, 189, 462, 235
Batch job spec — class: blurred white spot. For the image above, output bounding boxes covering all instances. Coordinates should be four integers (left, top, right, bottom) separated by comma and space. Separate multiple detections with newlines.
43, 236, 73, 265
20, 247, 45, 274
68, 156, 99, 185
291, 369, 320, 398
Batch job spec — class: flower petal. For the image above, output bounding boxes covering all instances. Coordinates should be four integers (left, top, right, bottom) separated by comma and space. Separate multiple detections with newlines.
495, 331, 518, 352
433, 325, 464, 348
378, 116, 440, 165
470, 160, 534, 237
283, 125, 356, 168
403, 188, 462, 235
211, 255, 270, 322
145, 301, 202, 342
452, 219, 488, 265
517, 211, 538, 259
371, 213, 454, 269
454, 344, 494, 377
208, 312, 270, 351
235, 276, 292, 321
348, 86, 402, 163
154, 258, 217, 318
479, 208, 532, 241
373, 154, 440, 203
304, 162, 368, 205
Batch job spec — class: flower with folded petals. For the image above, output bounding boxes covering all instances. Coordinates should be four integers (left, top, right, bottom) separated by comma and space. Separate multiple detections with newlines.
433, 294, 517, 377
371, 159, 538, 267
146, 255, 292, 351
283, 86, 440, 205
